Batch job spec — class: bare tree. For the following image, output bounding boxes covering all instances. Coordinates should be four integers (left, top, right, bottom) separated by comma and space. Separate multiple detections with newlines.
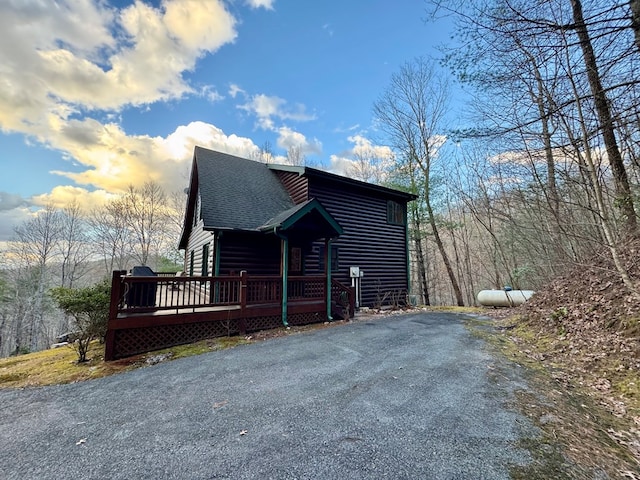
57, 199, 91, 289
123, 182, 169, 267
286, 145, 307, 166
10, 204, 62, 352
374, 58, 465, 306
89, 198, 131, 276
346, 150, 389, 184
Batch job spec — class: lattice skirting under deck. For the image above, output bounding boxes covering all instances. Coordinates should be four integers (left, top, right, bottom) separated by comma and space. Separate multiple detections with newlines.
111, 318, 240, 359
108, 312, 329, 359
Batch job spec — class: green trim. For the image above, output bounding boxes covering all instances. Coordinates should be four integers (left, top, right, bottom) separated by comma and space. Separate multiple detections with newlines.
281, 236, 289, 327
213, 233, 221, 303
260, 199, 343, 237
283, 199, 343, 235
326, 239, 333, 321
214, 232, 221, 276
405, 210, 411, 296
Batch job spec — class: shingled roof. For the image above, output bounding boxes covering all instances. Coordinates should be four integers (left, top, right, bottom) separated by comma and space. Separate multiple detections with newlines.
194, 147, 295, 231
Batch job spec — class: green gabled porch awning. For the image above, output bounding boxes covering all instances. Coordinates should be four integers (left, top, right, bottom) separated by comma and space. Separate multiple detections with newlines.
259, 198, 343, 239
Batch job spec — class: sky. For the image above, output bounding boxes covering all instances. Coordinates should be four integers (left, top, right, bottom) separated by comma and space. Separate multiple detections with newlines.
0, 0, 457, 242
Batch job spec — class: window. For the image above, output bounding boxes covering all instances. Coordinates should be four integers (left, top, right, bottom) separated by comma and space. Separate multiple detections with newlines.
318, 245, 339, 272
189, 250, 195, 276
387, 200, 406, 225
201, 244, 210, 276
290, 247, 302, 272
193, 193, 201, 227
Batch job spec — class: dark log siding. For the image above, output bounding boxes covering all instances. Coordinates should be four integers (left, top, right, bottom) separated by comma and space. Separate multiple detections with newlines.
274, 171, 308, 204
219, 231, 281, 275
307, 179, 408, 307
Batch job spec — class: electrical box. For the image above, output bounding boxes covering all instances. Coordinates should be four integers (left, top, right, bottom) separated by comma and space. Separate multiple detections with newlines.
349, 266, 360, 278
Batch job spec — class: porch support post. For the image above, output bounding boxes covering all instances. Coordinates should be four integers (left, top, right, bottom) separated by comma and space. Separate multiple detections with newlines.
280, 235, 289, 327
213, 232, 221, 303
325, 237, 333, 321
214, 232, 221, 276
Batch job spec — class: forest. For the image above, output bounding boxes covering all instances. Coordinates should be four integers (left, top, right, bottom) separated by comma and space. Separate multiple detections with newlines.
1, 0, 639, 357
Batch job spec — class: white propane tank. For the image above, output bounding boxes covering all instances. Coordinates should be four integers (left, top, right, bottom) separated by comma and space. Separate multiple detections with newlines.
477, 289, 535, 307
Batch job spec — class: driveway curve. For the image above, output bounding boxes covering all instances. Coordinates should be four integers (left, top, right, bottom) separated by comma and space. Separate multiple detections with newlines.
0, 312, 535, 479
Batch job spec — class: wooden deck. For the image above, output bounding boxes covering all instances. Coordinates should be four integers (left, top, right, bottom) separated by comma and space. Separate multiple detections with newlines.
105, 271, 354, 360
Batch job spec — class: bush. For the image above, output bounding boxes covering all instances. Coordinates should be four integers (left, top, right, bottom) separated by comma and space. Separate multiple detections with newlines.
50, 280, 110, 363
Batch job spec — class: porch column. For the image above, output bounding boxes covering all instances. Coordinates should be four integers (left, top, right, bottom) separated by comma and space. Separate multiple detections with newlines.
214, 232, 222, 276
213, 232, 221, 303
280, 235, 289, 327
325, 237, 333, 321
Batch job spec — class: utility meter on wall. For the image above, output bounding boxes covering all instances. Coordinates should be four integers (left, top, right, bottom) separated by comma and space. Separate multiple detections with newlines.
349, 266, 360, 278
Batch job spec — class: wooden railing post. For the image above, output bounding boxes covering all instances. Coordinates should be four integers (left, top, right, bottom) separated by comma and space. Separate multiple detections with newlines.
238, 271, 247, 334
105, 269, 126, 361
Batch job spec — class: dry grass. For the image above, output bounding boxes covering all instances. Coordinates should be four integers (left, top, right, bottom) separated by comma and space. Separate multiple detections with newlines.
0, 320, 354, 390
0, 336, 259, 389
473, 309, 640, 478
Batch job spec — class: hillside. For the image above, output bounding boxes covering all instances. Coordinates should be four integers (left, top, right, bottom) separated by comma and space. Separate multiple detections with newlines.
492, 240, 640, 468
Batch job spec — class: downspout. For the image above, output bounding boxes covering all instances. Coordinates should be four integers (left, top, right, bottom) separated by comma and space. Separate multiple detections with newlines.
214, 232, 222, 276
404, 205, 411, 302
325, 238, 333, 321
214, 232, 222, 303
275, 228, 289, 327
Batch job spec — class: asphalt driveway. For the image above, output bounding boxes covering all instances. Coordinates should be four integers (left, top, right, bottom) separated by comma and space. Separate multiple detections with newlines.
0, 312, 536, 479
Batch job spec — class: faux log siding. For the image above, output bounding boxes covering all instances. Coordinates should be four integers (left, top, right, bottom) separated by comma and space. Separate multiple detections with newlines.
308, 180, 408, 307
185, 221, 214, 275
219, 232, 281, 275
274, 171, 308, 204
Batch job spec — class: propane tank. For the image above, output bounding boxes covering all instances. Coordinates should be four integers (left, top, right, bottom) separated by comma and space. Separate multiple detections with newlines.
477, 289, 534, 307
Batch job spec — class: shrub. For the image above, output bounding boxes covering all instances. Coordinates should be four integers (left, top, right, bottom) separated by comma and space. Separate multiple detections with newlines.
50, 280, 110, 363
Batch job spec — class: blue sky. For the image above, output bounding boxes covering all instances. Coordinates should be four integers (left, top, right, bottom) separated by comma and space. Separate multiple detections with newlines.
0, 0, 457, 241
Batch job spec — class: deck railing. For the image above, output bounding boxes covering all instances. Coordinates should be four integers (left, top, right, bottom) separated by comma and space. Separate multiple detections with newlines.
106, 270, 356, 361
109, 271, 335, 318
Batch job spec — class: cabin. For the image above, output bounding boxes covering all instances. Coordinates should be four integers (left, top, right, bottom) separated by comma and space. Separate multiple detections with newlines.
104, 147, 415, 360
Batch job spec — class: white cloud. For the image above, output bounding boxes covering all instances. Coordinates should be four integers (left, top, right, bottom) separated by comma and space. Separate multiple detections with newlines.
45, 119, 260, 195
0, 192, 29, 212
245, 0, 275, 10
0, 206, 33, 243
200, 85, 224, 103
276, 127, 322, 155
229, 84, 245, 99
0, 0, 237, 137
238, 94, 316, 130
328, 135, 394, 181
347, 135, 394, 160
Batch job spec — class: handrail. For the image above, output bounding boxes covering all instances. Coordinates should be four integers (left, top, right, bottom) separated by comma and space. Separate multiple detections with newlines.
331, 278, 355, 318
110, 272, 332, 316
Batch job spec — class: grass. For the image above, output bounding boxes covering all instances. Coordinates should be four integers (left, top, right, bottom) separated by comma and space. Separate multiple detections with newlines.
0, 320, 342, 389
0, 336, 252, 389
464, 311, 640, 478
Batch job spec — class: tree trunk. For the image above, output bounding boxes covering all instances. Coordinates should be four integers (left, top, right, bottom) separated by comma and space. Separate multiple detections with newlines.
425, 194, 464, 306
410, 206, 430, 305
571, 0, 638, 237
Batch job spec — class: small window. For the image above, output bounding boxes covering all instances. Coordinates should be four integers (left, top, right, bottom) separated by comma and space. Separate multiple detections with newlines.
189, 250, 195, 276
387, 200, 406, 225
318, 245, 339, 272
193, 194, 201, 227
290, 247, 302, 272
201, 244, 210, 276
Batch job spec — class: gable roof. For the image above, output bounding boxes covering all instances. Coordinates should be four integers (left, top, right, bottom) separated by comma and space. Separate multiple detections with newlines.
194, 147, 295, 231
267, 164, 417, 202
259, 198, 343, 237
179, 147, 416, 249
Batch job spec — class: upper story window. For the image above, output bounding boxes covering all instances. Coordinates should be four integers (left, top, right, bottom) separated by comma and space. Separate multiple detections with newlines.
193, 193, 201, 227
387, 200, 406, 225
